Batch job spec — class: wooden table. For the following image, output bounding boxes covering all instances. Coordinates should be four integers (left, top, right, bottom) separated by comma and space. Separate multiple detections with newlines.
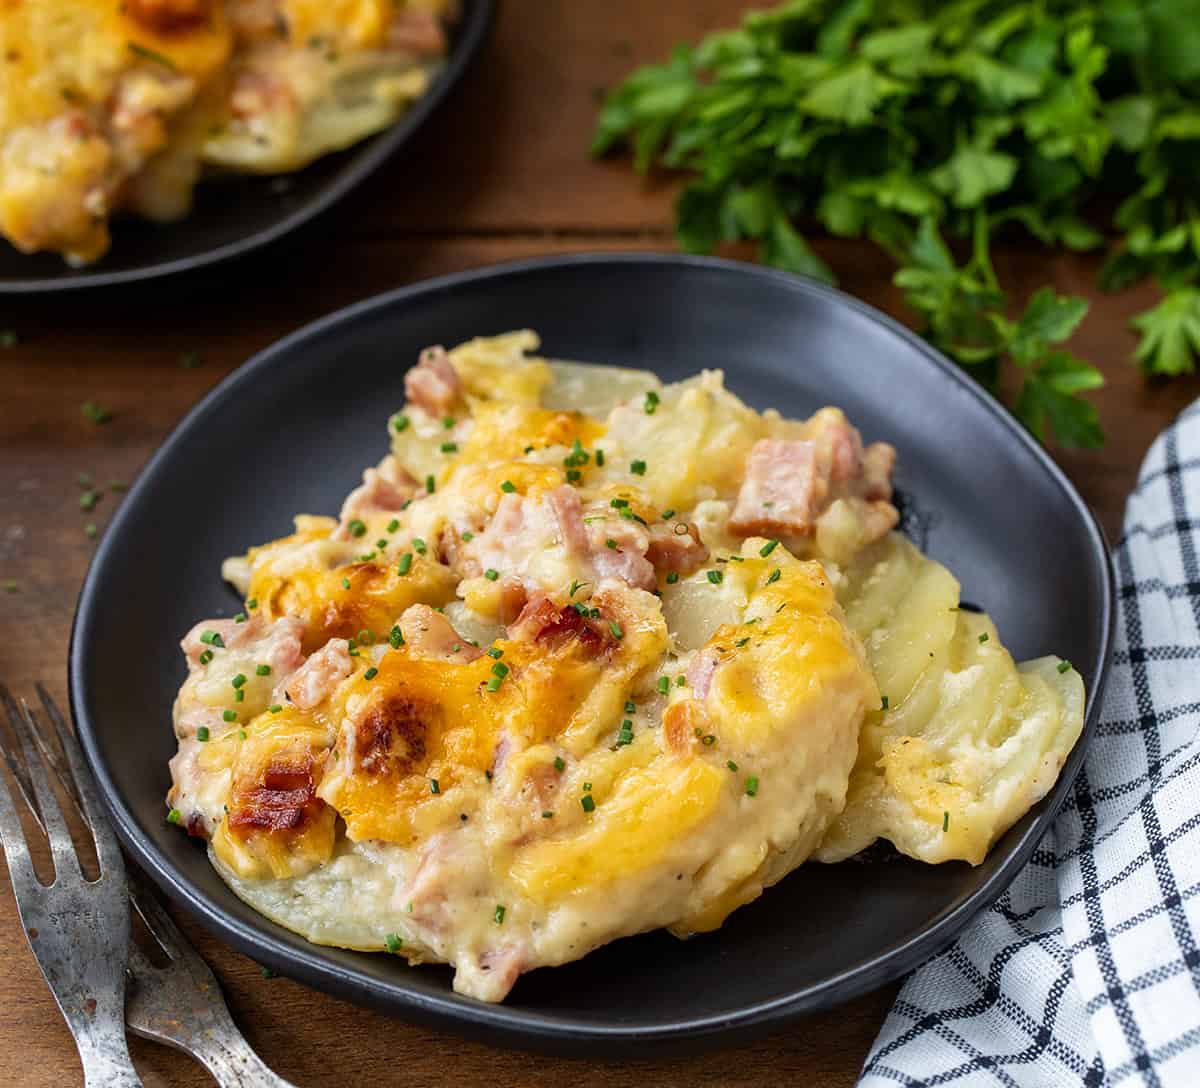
2, 2, 1199, 1084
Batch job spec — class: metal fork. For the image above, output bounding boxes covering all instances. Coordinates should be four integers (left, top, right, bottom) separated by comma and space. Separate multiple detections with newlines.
1, 685, 297, 1088
0, 683, 140, 1087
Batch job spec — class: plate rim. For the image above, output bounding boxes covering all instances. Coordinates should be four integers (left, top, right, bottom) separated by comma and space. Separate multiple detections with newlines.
69, 252, 1115, 1051
0, 0, 495, 295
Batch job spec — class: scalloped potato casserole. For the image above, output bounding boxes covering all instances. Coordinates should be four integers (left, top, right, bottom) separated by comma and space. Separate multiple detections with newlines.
0, 0, 455, 264
166, 332, 1086, 1001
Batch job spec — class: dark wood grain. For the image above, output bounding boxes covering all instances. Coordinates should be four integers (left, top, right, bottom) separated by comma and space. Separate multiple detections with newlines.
3, 1, 1200, 1085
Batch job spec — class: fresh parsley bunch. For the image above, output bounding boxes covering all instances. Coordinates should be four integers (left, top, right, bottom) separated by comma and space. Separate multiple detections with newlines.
593, 0, 1200, 448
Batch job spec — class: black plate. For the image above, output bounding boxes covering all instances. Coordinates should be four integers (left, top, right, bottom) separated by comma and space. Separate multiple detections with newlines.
71, 254, 1114, 1054
0, 0, 494, 294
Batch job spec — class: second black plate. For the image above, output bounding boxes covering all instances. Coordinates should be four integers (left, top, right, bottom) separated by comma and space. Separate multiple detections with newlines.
71, 253, 1113, 1054
0, 0, 493, 293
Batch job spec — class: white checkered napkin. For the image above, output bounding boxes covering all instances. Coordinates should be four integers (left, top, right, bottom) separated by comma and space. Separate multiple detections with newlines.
859, 401, 1200, 1088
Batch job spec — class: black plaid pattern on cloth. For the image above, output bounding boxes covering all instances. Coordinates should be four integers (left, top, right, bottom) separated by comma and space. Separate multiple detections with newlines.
860, 401, 1200, 1087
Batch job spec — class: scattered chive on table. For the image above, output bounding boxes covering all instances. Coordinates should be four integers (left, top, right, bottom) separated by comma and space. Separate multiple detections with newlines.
1, 2, 1197, 1084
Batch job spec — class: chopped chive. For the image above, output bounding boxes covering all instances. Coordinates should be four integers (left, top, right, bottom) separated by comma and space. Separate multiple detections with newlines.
238, 730, 247, 740
735, 637, 750, 648
943, 811, 950, 832
744, 776, 759, 797
766, 569, 781, 585
581, 794, 596, 813
707, 570, 723, 585
881, 695, 889, 710
430, 779, 440, 794
385, 933, 403, 953
200, 630, 224, 647
605, 538, 619, 550
268, 704, 282, 714
595, 449, 605, 466
566, 469, 582, 483
234, 689, 244, 703
569, 579, 589, 597
81, 401, 112, 424
759, 539, 779, 557
84, 520, 97, 536
397, 553, 413, 575
246, 598, 258, 610
494, 904, 506, 925
583, 782, 592, 792
392, 414, 410, 432
221, 711, 236, 723
611, 497, 630, 508
461, 531, 474, 542
630, 459, 646, 476
348, 518, 367, 538
341, 577, 351, 590
260, 966, 277, 980
389, 625, 404, 649
542, 811, 554, 819
665, 571, 679, 585
197, 726, 211, 741
554, 756, 565, 771
701, 734, 716, 746
440, 442, 458, 453
167, 807, 182, 824
233, 611, 247, 624
80, 490, 99, 512
128, 40, 178, 69
231, 673, 247, 689
644, 391, 660, 414
425, 475, 436, 494
364, 667, 379, 680
609, 620, 623, 640
377, 538, 388, 550
488, 647, 504, 659
726, 760, 738, 772
491, 662, 510, 679
657, 676, 669, 695
484, 568, 500, 581
486, 675, 503, 692
442, 416, 456, 430
500, 480, 516, 493
661, 509, 676, 520
412, 537, 427, 555
1057, 660, 1071, 674
387, 518, 400, 533
198, 650, 213, 665
979, 632, 990, 644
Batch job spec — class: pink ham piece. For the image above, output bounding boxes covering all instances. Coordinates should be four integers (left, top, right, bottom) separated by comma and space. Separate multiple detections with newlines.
285, 640, 353, 710
729, 410, 897, 541
399, 604, 484, 662
181, 614, 304, 673
387, 7, 448, 56
337, 456, 418, 537
404, 346, 462, 417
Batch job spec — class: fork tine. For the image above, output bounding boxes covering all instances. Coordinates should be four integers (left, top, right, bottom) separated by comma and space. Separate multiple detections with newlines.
5, 700, 81, 883
0, 684, 45, 836
0, 704, 41, 894
34, 684, 123, 876
127, 868, 184, 962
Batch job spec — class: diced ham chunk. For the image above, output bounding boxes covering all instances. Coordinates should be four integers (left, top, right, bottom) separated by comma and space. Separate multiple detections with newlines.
387, 7, 448, 55
399, 604, 484, 662
729, 410, 897, 545
586, 518, 655, 591
645, 520, 708, 578
285, 640, 353, 709
687, 647, 721, 701
337, 456, 418, 537
404, 346, 462, 417
181, 614, 304, 674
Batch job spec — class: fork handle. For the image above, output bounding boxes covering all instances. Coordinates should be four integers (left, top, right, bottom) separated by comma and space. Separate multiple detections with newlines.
193, 1035, 297, 1088
74, 1027, 144, 1088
